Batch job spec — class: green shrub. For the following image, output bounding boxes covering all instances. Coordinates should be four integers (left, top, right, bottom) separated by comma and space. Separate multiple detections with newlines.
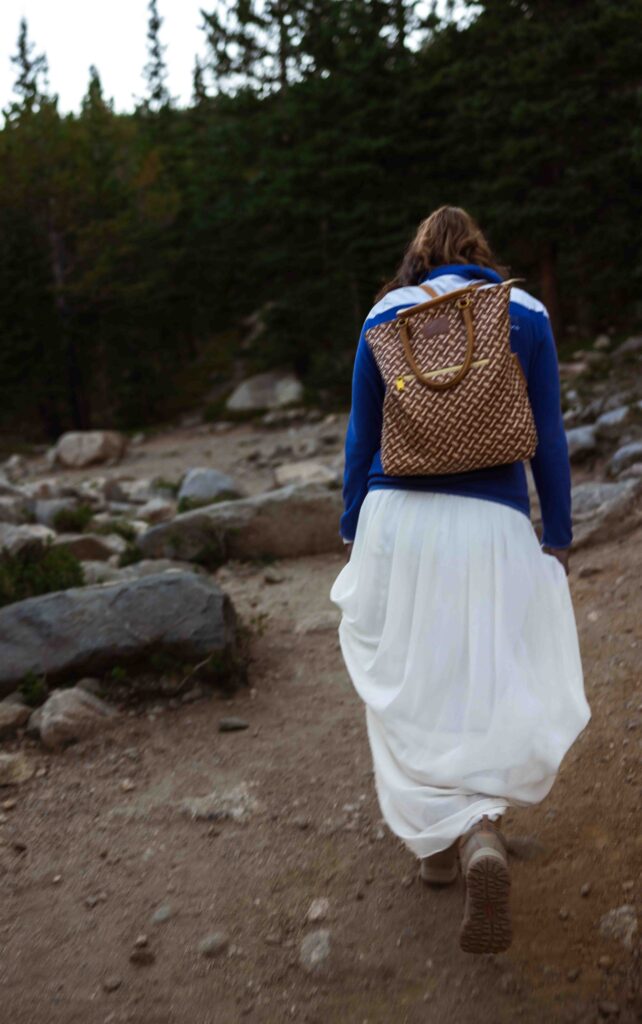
19, 671, 48, 707
94, 519, 137, 543
118, 542, 142, 567
0, 544, 84, 608
52, 504, 94, 534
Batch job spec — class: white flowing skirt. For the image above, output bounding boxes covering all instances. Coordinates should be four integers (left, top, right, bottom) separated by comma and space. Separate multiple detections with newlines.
329, 489, 590, 859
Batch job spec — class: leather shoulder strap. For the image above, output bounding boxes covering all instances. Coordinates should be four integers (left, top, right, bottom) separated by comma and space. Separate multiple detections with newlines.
420, 282, 438, 298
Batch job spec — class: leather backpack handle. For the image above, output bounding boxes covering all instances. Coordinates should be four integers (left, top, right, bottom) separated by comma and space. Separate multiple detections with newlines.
398, 278, 523, 392
399, 297, 475, 391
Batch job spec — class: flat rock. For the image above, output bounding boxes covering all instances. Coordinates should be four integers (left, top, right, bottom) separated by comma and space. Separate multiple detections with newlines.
137, 497, 176, 523
33, 498, 78, 528
226, 371, 304, 412
198, 932, 229, 957
51, 533, 126, 562
0, 752, 35, 786
218, 716, 249, 732
181, 782, 258, 823
38, 687, 119, 750
138, 484, 343, 565
0, 702, 31, 738
295, 610, 341, 634
0, 572, 237, 697
274, 460, 339, 487
0, 523, 55, 557
54, 431, 127, 468
572, 478, 642, 549
299, 929, 331, 973
594, 405, 634, 440
0, 496, 29, 524
599, 905, 638, 949
178, 468, 242, 508
613, 335, 642, 360
608, 441, 642, 477
565, 425, 597, 462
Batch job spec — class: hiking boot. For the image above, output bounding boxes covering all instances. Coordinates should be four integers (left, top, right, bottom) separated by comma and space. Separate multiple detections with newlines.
420, 842, 459, 886
458, 814, 512, 954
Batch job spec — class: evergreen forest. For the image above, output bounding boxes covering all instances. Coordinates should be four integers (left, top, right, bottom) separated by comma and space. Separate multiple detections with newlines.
1, 0, 640, 439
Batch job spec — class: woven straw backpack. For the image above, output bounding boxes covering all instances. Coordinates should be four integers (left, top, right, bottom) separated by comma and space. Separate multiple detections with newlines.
365, 277, 538, 475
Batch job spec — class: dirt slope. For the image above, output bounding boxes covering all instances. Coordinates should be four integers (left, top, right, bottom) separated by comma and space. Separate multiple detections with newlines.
0, 522, 640, 1023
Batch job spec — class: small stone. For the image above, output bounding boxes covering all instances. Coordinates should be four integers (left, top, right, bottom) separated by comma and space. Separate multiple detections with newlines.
265, 930, 282, 946
198, 931, 229, 957
299, 929, 331, 973
292, 815, 311, 830
151, 904, 172, 925
578, 565, 603, 579
0, 752, 35, 787
218, 717, 250, 732
598, 1001, 620, 1018
598, 955, 613, 971
2, 798, 17, 810
53, 875, 62, 884
134, 934, 148, 947
621, 880, 634, 892
599, 905, 638, 949
559, 907, 570, 921
102, 976, 122, 993
130, 947, 155, 966
567, 967, 581, 982
264, 568, 284, 584
181, 687, 203, 704
580, 882, 592, 897
401, 874, 414, 888
306, 898, 330, 923
120, 778, 136, 792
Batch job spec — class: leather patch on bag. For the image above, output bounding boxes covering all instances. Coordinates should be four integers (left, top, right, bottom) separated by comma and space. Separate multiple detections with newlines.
421, 316, 449, 340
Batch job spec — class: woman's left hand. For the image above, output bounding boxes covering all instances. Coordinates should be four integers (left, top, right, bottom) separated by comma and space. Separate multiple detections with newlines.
543, 545, 570, 575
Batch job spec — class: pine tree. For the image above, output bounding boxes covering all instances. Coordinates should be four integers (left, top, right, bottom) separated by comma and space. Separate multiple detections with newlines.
142, 0, 172, 112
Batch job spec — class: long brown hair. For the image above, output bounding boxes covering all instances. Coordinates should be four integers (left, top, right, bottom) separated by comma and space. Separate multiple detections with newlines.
375, 206, 508, 301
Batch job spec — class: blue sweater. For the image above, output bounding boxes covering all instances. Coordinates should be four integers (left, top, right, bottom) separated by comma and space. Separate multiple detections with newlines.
340, 264, 572, 549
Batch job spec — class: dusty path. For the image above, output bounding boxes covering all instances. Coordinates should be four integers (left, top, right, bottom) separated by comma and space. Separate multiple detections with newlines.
1, 527, 640, 1023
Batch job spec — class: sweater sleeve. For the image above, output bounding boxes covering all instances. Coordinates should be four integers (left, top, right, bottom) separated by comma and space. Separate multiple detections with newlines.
527, 310, 572, 548
339, 326, 385, 541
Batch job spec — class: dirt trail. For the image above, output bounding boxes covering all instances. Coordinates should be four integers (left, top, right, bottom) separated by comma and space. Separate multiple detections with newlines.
1, 507, 640, 1022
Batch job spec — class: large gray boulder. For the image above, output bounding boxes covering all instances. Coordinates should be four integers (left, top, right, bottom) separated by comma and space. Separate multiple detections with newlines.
138, 484, 343, 565
572, 478, 642, 549
0, 572, 237, 697
178, 468, 242, 508
226, 371, 304, 412
54, 430, 127, 468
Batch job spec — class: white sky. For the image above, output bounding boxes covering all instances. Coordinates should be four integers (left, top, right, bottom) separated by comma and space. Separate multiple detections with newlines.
0, 0, 209, 115
0, 1, 467, 116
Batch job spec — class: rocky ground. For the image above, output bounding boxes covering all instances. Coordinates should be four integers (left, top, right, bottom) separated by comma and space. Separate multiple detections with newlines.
0, 348, 641, 1023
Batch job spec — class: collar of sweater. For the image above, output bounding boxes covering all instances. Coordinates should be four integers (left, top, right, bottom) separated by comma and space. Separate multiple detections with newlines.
421, 264, 504, 285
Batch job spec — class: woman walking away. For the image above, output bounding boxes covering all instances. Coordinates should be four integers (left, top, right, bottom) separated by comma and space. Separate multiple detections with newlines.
329, 206, 590, 955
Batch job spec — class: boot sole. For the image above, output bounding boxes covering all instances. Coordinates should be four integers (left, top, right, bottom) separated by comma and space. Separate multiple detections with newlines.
459, 848, 512, 954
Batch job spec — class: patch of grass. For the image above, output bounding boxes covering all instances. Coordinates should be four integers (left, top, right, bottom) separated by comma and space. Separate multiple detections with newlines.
118, 542, 143, 568
94, 519, 137, 543
19, 671, 48, 707
0, 543, 84, 609
152, 476, 180, 497
52, 504, 94, 534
